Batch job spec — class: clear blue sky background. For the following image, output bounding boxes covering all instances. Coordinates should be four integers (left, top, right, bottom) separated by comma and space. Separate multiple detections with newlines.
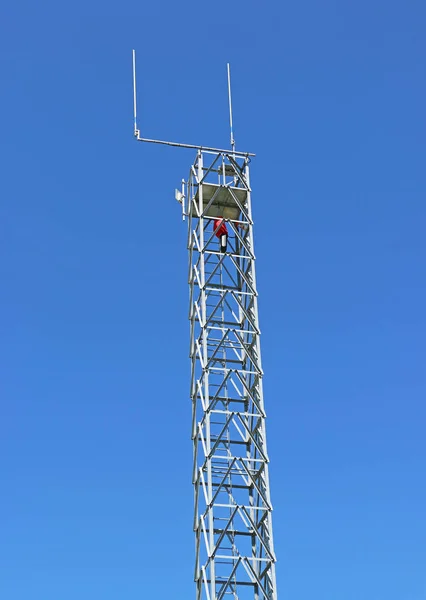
0, 1, 425, 599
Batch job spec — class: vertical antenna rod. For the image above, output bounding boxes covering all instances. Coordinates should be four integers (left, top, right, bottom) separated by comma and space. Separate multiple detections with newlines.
227, 63, 235, 152
132, 49, 138, 136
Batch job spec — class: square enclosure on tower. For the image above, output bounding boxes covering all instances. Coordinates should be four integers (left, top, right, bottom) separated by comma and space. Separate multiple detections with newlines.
193, 183, 248, 220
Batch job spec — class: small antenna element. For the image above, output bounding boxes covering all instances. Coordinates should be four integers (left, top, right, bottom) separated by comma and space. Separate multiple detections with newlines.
227, 63, 235, 152
132, 49, 138, 137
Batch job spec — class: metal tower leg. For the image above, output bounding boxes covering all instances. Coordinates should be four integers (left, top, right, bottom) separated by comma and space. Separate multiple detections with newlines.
186, 150, 278, 600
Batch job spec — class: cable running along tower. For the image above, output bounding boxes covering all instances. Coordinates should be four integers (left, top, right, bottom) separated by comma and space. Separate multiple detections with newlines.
133, 51, 278, 600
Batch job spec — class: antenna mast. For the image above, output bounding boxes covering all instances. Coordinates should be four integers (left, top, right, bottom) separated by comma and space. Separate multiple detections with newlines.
227, 63, 235, 152
132, 49, 138, 136
132, 51, 278, 600
131, 50, 252, 156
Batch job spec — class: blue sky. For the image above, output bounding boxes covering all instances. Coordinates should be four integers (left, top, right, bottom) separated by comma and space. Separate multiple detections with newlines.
0, 1, 425, 599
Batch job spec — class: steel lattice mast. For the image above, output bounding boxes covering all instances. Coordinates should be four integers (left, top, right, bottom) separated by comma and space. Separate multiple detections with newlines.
185, 151, 277, 600
132, 50, 278, 600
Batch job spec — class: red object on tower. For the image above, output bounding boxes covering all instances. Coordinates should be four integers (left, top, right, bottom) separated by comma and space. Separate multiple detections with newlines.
213, 218, 228, 253
214, 218, 228, 238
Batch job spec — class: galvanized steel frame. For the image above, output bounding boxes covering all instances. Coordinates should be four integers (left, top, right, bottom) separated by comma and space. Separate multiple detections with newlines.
185, 150, 278, 600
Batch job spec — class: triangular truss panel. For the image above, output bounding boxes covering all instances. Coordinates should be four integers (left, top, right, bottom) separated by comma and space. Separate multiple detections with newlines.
186, 151, 278, 600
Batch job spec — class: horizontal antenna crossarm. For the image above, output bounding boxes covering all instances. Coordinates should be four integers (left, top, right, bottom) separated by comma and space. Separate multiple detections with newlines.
135, 134, 255, 157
